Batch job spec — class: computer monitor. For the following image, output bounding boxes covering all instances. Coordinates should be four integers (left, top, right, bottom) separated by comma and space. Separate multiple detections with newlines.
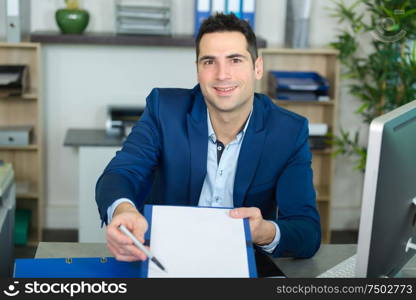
356, 100, 416, 277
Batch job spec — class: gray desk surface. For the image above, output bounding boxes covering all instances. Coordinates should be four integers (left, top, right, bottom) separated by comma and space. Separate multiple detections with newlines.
35, 242, 356, 278
64, 129, 124, 147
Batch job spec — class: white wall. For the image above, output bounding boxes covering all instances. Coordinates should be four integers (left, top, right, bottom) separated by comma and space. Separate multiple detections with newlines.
27, 0, 363, 230
30, 0, 195, 35
43, 45, 197, 228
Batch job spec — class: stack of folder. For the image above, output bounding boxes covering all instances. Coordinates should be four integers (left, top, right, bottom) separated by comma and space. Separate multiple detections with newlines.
195, 0, 256, 35
115, 0, 172, 35
268, 71, 330, 101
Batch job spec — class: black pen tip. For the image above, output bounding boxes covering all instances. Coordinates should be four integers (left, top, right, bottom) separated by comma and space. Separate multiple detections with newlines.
151, 257, 167, 272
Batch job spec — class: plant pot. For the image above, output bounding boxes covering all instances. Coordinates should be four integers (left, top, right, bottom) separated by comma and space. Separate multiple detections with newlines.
55, 8, 90, 34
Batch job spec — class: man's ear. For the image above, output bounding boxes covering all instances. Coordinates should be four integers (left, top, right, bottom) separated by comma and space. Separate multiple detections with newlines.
254, 56, 263, 80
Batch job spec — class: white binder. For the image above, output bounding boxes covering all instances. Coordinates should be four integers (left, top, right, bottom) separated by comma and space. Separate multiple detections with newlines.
194, 0, 211, 35
6, 0, 30, 43
211, 0, 225, 14
242, 0, 255, 29
227, 0, 241, 17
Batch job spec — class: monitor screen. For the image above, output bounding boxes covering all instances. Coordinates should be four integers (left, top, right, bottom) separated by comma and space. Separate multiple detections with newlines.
356, 100, 416, 278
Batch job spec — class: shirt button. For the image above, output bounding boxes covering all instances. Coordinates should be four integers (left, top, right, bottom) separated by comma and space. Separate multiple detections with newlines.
215, 196, 220, 202
217, 146, 222, 151
219, 170, 223, 176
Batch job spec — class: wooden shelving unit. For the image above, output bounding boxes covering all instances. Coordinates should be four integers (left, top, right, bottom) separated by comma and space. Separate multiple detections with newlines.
256, 48, 340, 243
0, 43, 44, 245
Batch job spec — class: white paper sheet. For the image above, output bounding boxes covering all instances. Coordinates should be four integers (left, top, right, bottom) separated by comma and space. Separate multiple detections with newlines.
0, 73, 19, 85
147, 206, 250, 278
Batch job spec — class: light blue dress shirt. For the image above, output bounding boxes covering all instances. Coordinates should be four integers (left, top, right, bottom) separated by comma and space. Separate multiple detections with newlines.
107, 109, 280, 253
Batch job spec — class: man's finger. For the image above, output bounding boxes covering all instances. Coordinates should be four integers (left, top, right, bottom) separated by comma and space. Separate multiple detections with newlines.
107, 226, 131, 245
112, 247, 143, 262
229, 207, 258, 218
121, 243, 148, 261
108, 229, 147, 260
108, 239, 147, 261
107, 238, 127, 255
107, 239, 130, 256
131, 227, 146, 244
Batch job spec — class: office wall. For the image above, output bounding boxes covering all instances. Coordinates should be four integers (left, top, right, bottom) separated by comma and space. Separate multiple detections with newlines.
28, 0, 364, 230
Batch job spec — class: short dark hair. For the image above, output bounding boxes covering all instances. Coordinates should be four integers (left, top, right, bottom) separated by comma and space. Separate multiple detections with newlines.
195, 13, 258, 65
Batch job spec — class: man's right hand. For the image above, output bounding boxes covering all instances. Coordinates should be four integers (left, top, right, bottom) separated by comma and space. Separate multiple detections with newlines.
106, 202, 149, 262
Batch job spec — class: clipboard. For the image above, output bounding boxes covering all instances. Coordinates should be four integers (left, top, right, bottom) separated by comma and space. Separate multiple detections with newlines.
14, 205, 257, 278
144, 205, 257, 278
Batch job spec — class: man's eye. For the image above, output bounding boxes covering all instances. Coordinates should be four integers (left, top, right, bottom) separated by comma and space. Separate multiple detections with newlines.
231, 58, 242, 63
203, 60, 214, 65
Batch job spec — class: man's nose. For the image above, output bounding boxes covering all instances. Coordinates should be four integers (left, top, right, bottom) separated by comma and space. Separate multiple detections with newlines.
216, 61, 231, 81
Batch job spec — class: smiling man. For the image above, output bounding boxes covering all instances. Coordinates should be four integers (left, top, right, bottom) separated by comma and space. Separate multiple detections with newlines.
96, 13, 321, 262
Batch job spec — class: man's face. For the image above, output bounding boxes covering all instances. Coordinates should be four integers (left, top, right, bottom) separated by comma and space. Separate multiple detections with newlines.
196, 31, 263, 114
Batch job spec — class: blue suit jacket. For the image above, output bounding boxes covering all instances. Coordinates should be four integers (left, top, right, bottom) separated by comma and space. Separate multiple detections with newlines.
96, 85, 321, 258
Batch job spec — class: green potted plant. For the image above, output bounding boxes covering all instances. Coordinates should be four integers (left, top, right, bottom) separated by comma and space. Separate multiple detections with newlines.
329, 0, 416, 171
56, 0, 90, 34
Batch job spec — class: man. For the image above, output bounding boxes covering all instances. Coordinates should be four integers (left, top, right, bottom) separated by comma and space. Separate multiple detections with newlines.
96, 13, 321, 262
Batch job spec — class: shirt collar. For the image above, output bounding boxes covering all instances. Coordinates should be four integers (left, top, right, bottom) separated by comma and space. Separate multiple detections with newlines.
207, 108, 253, 144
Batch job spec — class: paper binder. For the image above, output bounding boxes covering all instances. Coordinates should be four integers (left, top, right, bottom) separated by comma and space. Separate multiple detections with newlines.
242, 0, 255, 29
6, 0, 31, 43
227, 0, 241, 17
211, 0, 225, 14
14, 257, 146, 278
194, 0, 211, 36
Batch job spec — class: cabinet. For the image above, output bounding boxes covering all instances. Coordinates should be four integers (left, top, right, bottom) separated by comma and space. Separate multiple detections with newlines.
256, 48, 340, 243
0, 43, 44, 245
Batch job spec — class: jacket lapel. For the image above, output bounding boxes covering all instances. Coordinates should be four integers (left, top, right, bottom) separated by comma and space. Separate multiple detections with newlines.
233, 95, 267, 208
187, 85, 208, 206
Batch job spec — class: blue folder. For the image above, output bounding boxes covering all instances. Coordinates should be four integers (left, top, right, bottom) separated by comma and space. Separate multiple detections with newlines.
14, 205, 257, 278
14, 257, 146, 278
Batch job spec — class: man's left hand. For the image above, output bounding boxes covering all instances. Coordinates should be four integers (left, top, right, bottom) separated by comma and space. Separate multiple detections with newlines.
229, 207, 276, 245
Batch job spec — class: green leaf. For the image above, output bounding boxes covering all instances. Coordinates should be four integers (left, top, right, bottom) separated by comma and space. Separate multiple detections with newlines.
403, 8, 416, 17
328, 0, 416, 172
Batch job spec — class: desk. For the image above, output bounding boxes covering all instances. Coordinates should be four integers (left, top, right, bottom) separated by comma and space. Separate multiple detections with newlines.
35, 242, 358, 278
64, 129, 122, 243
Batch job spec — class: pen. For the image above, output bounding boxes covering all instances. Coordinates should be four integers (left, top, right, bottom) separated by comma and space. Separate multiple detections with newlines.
118, 224, 167, 272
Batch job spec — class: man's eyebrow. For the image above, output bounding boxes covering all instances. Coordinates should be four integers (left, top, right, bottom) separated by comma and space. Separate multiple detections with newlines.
226, 53, 247, 59
198, 55, 216, 62
198, 53, 248, 62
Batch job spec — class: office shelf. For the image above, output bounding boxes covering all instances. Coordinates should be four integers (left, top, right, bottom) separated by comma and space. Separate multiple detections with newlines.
0, 43, 44, 244
316, 185, 330, 202
0, 90, 38, 101
16, 181, 38, 199
257, 48, 340, 243
27, 230, 40, 247
0, 145, 38, 151
22, 90, 38, 100
312, 149, 333, 155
